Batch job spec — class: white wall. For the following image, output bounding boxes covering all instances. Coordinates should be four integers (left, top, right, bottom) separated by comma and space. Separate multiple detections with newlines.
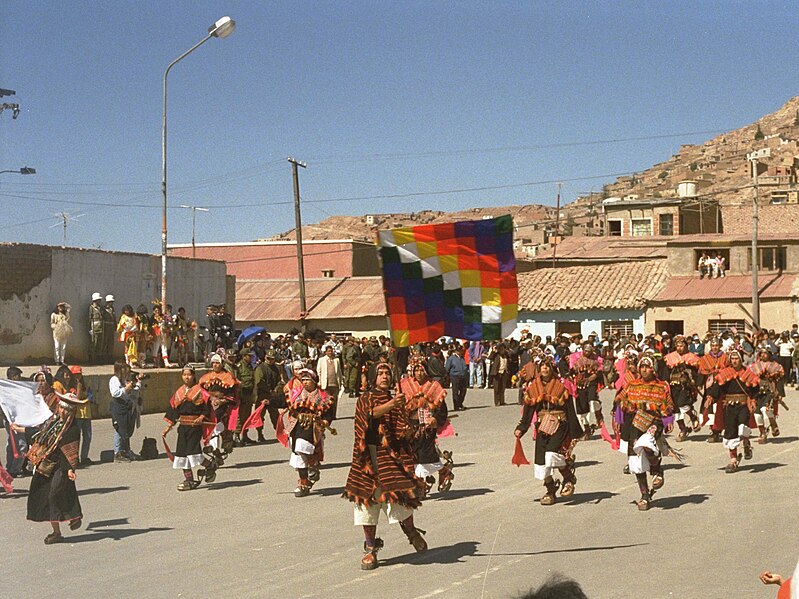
516, 309, 645, 339
0, 244, 227, 365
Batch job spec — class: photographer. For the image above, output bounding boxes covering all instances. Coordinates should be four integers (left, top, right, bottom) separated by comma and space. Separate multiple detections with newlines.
109, 360, 142, 462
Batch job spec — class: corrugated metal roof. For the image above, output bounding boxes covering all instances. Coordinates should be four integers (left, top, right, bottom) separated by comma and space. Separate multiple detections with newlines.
652, 273, 798, 302
236, 277, 386, 322
533, 236, 671, 261
518, 260, 668, 311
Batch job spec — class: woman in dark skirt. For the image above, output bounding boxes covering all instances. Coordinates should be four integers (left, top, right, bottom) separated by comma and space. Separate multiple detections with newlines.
13, 390, 87, 544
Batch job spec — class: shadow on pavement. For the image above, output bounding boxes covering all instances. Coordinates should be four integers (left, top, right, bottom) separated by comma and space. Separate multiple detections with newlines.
203, 478, 262, 491
78, 486, 130, 496
433, 487, 494, 501
738, 462, 786, 474
227, 460, 283, 470
574, 460, 601, 468
86, 518, 129, 529
68, 526, 173, 543
767, 436, 798, 444
663, 462, 689, 471
654, 493, 711, 510
381, 540, 481, 566
312, 486, 345, 497
487, 542, 648, 557
562, 491, 618, 505
320, 461, 351, 471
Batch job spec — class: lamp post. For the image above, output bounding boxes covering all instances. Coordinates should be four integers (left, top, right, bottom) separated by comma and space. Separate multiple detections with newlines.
161, 16, 235, 310
179, 205, 210, 258
0, 166, 36, 175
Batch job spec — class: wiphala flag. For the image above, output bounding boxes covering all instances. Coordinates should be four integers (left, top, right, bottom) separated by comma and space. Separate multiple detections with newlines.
377, 215, 518, 347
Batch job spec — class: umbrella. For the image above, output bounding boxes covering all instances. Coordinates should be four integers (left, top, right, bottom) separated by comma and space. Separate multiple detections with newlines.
237, 325, 266, 346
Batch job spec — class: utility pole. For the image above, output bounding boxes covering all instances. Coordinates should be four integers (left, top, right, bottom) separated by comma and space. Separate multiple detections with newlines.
552, 182, 562, 269
179, 205, 210, 258
288, 157, 308, 330
751, 159, 760, 330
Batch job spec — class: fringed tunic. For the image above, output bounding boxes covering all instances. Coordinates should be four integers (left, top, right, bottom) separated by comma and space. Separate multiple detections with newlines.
343, 389, 424, 509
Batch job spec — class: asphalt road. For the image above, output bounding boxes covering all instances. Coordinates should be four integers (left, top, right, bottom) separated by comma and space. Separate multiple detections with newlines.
2, 385, 797, 599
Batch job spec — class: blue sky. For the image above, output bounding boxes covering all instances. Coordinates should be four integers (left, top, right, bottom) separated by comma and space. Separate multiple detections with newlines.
2, 2, 799, 252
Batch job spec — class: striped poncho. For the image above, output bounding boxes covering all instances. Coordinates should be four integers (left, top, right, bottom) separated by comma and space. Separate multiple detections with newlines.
343, 389, 424, 508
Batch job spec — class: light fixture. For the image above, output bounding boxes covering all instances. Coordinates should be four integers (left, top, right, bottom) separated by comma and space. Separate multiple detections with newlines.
209, 16, 235, 39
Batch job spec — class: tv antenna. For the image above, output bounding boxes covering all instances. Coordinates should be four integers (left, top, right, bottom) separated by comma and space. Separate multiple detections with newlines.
50, 211, 85, 248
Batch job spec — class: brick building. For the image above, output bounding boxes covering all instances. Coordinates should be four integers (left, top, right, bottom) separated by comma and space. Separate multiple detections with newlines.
167, 239, 380, 280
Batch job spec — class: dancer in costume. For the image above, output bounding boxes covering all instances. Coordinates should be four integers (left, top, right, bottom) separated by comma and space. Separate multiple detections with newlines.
399, 356, 455, 497
515, 357, 583, 505
619, 355, 675, 511
162, 366, 219, 490
343, 363, 428, 571
664, 335, 701, 441
571, 341, 603, 438
198, 354, 239, 466
706, 349, 759, 473
12, 390, 87, 544
283, 369, 335, 497
613, 346, 639, 474
749, 347, 784, 444
116, 304, 138, 367
697, 337, 729, 443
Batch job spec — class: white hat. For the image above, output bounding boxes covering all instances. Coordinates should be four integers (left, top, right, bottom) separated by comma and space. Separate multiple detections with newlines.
91, 292, 102, 301
210, 353, 223, 364
105, 294, 115, 302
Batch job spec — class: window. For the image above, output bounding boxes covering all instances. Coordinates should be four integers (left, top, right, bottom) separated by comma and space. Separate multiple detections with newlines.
602, 320, 634, 338
608, 219, 622, 237
321, 269, 335, 278
555, 321, 582, 336
659, 214, 674, 236
655, 320, 684, 337
708, 319, 746, 335
759, 247, 787, 271
631, 218, 652, 237
693, 249, 730, 271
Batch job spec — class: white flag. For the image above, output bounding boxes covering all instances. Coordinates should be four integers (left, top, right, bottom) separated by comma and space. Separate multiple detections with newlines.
0, 379, 53, 427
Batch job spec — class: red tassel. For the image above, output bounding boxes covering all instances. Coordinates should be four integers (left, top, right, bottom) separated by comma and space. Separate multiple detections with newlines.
600, 421, 619, 450
161, 434, 174, 462
241, 403, 266, 431
0, 463, 13, 493
275, 413, 289, 448
512, 437, 530, 466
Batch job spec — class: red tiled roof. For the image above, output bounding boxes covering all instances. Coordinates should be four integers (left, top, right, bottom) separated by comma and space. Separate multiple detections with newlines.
518, 260, 668, 311
652, 273, 798, 302
236, 277, 385, 323
533, 236, 671, 262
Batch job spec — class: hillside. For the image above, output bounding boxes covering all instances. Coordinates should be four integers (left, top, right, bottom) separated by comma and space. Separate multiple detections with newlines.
266, 97, 799, 242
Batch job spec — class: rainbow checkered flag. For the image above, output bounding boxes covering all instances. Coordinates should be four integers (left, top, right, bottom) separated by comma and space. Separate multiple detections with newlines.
377, 215, 518, 347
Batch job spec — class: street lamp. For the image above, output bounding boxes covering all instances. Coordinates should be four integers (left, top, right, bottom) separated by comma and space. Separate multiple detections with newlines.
179, 205, 210, 258
0, 166, 36, 175
161, 16, 235, 310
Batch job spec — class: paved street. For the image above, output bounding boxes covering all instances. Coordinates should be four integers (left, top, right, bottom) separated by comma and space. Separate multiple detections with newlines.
3, 386, 798, 599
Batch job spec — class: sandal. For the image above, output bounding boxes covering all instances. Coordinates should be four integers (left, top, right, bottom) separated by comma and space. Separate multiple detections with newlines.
724, 460, 738, 474
177, 480, 198, 491
69, 518, 82, 531
637, 496, 650, 511
771, 426, 780, 438
405, 527, 428, 552
360, 538, 384, 570
437, 468, 454, 493
652, 474, 664, 490
44, 532, 64, 545
758, 434, 767, 445
743, 444, 753, 460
